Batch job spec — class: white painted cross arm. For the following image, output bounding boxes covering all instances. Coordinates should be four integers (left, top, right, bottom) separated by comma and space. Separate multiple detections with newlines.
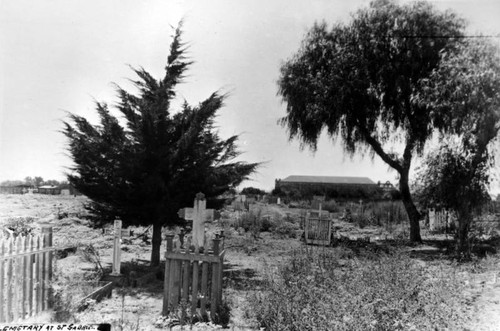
178, 207, 214, 222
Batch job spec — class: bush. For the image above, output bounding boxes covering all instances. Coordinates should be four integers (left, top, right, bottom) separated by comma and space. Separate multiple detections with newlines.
248, 249, 472, 330
321, 200, 339, 213
368, 201, 409, 225
4, 217, 35, 236
239, 211, 264, 235
351, 213, 371, 228
272, 221, 300, 238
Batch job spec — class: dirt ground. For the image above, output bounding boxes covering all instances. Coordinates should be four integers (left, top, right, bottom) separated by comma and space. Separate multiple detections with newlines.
1, 194, 500, 330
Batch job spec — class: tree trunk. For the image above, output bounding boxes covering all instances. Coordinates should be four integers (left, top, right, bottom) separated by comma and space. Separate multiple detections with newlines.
151, 221, 163, 267
456, 210, 472, 260
399, 173, 422, 242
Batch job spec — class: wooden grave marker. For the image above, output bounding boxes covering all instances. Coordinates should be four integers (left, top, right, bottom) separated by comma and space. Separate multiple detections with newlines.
106, 219, 132, 276
305, 203, 333, 245
178, 193, 214, 249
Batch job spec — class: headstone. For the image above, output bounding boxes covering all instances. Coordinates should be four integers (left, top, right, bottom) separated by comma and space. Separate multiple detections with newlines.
277, 197, 281, 205
232, 201, 246, 211
429, 209, 436, 231
111, 219, 122, 276
178, 203, 214, 222
178, 193, 214, 248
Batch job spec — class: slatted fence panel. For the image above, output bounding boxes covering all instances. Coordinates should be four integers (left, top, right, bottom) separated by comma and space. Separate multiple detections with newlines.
0, 227, 53, 322
162, 234, 224, 321
305, 211, 332, 245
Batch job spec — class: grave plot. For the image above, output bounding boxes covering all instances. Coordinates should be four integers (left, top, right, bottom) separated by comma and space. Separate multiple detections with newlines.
304, 203, 333, 246
163, 193, 226, 323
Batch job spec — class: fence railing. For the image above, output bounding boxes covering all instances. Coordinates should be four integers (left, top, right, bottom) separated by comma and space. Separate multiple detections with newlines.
305, 210, 332, 245
0, 227, 53, 323
162, 234, 224, 321
429, 209, 455, 231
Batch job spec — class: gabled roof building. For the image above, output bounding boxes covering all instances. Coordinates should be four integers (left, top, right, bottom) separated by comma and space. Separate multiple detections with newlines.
275, 175, 381, 200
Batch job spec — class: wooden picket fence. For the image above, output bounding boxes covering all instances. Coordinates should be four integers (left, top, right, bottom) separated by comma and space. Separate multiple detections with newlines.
162, 234, 224, 321
0, 227, 53, 322
305, 209, 332, 245
429, 209, 455, 231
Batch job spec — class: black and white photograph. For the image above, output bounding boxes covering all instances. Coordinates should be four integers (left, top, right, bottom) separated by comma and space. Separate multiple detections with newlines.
1, 0, 500, 329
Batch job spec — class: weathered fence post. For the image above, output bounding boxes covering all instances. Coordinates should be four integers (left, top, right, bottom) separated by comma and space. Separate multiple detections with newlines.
42, 227, 53, 309
22, 236, 28, 319
162, 234, 174, 316
111, 219, 122, 276
210, 235, 221, 319
27, 236, 34, 318
0, 239, 4, 322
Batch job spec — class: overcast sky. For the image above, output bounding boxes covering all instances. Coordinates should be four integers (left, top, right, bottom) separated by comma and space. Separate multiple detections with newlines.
1, 0, 500, 192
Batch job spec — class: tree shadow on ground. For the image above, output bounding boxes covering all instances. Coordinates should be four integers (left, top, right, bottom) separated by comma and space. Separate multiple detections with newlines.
101, 260, 164, 296
102, 260, 268, 296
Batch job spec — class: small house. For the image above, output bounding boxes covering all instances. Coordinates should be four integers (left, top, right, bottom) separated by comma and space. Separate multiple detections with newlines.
38, 185, 61, 195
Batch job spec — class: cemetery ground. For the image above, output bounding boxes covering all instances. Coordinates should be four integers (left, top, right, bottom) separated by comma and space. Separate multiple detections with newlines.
1, 194, 500, 330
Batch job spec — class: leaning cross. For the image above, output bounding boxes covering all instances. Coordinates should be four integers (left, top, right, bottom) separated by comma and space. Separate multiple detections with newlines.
178, 192, 214, 249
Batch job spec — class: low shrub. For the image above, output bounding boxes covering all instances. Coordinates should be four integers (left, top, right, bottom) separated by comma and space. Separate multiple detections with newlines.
368, 201, 409, 225
260, 216, 274, 232
238, 211, 265, 236
3, 216, 35, 236
272, 221, 300, 238
351, 213, 371, 228
248, 248, 472, 331
231, 210, 279, 235
322, 200, 339, 213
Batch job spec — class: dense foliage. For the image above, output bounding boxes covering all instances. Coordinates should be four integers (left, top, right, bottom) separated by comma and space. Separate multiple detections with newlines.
240, 187, 267, 196
63, 24, 258, 265
414, 39, 500, 257
277, 0, 467, 241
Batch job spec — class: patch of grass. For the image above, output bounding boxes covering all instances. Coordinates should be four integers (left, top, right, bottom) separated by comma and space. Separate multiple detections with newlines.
248, 248, 473, 331
51, 262, 102, 322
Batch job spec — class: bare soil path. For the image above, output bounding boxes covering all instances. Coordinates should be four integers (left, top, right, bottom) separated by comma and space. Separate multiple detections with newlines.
469, 275, 500, 331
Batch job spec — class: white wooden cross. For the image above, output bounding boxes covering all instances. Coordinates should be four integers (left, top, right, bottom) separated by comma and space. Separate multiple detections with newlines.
178, 192, 214, 249
106, 219, 133, 276
429, 208, 436, 231
111, 219, 123, 276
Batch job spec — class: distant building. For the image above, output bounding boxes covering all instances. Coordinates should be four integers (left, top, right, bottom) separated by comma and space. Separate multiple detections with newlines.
0, 185, 31, 194
38, 185, 61, 195
274, 175, 381, 200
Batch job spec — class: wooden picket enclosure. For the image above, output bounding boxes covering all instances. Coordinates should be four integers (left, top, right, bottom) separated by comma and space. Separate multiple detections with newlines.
305, 209, 332, 245
429, 209, 455, 232
0, 227, 53, 322
162, 234, 224, 321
